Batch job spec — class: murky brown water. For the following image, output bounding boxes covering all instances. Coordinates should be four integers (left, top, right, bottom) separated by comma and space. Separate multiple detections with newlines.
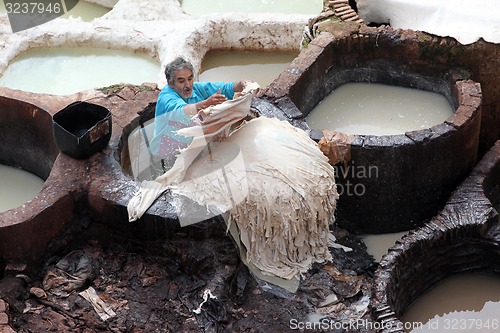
360, 231, 408, 262
403, 273, 500, 332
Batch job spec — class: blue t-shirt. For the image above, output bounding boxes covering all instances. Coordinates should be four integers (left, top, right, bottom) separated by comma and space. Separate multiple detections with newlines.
155, 81, 235, 119
151, 81, 236, 155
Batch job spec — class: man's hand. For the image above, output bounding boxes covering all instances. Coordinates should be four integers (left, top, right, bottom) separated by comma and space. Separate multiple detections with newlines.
204, 89, 228, 107
187, 89, 231, 117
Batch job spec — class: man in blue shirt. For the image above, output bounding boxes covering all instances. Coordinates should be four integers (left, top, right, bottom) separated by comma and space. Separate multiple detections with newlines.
150, 56, 247, 158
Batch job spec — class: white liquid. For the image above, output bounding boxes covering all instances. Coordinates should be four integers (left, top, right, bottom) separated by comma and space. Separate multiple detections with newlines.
180, 0, 323, 16
403, 273, 500, 332
0, 47, 160, 95
61, 1, 110, 21
199, 50, 298, 88
306, 82, 454, 136
361, 231, 408, 262
0, 164, 44, 213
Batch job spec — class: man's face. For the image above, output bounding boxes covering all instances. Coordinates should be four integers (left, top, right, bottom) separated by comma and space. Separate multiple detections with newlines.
169, 68, 194, 99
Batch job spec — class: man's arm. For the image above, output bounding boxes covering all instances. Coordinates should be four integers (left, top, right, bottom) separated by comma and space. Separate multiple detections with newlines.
183, 102, 200, 116
233, 80, 246, 93
184, 80, 250, 115
184, 89, 230, 115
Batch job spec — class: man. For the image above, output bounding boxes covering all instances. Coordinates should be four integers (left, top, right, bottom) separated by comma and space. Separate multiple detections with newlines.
150, 56, 248, 158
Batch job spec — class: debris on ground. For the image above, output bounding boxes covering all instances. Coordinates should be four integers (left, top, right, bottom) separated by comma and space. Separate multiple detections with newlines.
0, 217, 376, 333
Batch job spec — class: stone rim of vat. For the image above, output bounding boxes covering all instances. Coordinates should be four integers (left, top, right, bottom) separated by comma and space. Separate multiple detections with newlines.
0, 94, 86, 268
0, 85, 191, 272
370, 140, 500, 332
260, 30, 483, 233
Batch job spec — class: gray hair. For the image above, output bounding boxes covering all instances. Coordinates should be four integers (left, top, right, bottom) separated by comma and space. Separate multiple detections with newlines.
164, 56, 194, 85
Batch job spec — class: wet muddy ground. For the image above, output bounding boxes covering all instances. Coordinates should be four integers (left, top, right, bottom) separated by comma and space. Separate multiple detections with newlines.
0, 210, 376, 333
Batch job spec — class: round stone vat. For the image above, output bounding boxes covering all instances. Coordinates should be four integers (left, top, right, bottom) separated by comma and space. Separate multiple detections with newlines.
0, 96, 58, 181
316, 69, 480, 234
402, 272, 500, 330
0, 46, 160, 96
262, 31, 482, 234
0, 96, 81, 267
371, 141, 500, 332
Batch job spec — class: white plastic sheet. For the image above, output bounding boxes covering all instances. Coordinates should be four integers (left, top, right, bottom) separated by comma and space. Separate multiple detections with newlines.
357, 0, 500, 44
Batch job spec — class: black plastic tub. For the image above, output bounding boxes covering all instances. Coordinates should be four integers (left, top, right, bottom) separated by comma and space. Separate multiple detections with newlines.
53, 101, 112, 159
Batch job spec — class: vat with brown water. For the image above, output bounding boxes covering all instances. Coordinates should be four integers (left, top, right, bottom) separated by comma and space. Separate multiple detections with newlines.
371, 141, 500, 332
360, 231, 408, 262
402, 273, 500, 332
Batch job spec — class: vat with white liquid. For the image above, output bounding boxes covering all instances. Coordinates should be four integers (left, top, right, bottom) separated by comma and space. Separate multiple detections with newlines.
263, 30, 482, 233
0, 95, 77, 265
309, 68, 479, 233
306, 82, 454, 136
0, 47, 160, 95
200, 50, 298, 88
0, 164, 44, 213
180, 0, 323, 17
